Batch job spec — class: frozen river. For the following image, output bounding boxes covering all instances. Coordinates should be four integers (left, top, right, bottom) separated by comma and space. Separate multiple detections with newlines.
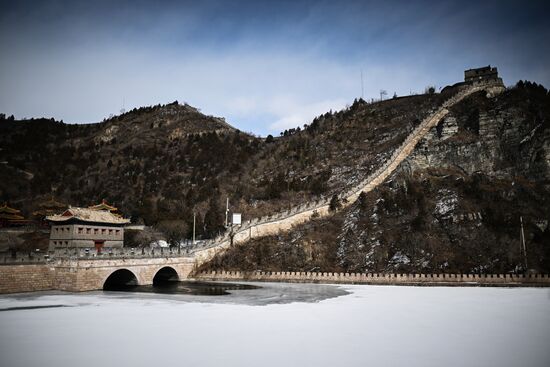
1, 282, 549, 367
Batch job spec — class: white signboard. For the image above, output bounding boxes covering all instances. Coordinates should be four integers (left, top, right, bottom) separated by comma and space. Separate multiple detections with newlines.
232, 213, 242, 225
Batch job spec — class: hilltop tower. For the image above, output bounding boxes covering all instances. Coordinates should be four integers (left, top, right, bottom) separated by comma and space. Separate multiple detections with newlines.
464, 65, 503, 85
464, 65, 505, 96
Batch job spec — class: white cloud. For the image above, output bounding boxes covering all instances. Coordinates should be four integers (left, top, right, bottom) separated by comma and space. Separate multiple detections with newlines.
0, 39, 450, 136
268, 98, 348, 132
1, 0, 549, 138
224, 96, 259, 115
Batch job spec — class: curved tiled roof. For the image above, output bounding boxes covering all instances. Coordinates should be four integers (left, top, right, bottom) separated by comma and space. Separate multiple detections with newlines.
0, 213, 25, 220
88, 199, 117, 212
46, 207, 130, 224
0, 203, 21, 214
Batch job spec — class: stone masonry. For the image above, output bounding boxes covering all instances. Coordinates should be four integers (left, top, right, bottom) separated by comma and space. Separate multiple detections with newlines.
0, 80, 510, 294
196, 270, 550, 287
0, 264, 56, 293
191, 80, 506, 267
0, 256, 195, 293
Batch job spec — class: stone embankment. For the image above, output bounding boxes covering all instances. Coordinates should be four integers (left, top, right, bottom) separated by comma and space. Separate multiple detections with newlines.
0, 264, 56, 293
192, 80, 506, 265
195, 270, 550, 287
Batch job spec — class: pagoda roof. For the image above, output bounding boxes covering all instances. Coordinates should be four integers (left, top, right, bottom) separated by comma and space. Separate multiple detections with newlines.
88, 199, 118, 212
33, 196, 68, 217
0, 212, 25, 221
46, 207, 130, 225
0, 203, 21, 215
33, 208, 64, 217
37, 196, 67, 209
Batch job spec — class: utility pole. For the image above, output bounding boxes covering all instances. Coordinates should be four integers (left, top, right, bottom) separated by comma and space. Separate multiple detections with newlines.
225, 197, 229, 227
520, 216, 528, 270
193, 213, 196, 245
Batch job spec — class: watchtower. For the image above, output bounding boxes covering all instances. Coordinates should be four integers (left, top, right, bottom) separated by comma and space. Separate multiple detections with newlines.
464, 65, 502, 84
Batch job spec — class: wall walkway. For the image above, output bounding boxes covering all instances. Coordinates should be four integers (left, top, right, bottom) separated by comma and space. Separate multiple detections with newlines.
0, 81, 510, 294
191, 80, 506, 265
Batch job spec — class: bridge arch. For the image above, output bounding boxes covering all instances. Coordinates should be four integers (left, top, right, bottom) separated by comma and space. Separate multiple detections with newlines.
103, 269, 139, 290
153, 266, 179, 285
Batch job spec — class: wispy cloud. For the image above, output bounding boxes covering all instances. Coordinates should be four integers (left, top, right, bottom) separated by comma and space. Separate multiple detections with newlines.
268, 98, 348, 132
1, 0, 549, 135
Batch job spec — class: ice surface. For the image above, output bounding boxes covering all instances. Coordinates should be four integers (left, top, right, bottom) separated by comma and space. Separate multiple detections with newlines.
1, 284, 549, 367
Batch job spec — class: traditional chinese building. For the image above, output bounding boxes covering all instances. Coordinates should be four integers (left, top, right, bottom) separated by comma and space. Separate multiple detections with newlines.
46, 207, 130, 251
0, 203, 30, 227
89, 199, 118, 213
32, 196, 68, 222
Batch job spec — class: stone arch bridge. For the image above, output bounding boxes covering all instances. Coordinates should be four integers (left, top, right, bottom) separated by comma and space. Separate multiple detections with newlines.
54, 255, 195, 291
0, 249, 198, 293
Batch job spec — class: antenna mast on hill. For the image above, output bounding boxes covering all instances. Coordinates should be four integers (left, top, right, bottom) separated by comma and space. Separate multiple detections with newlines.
361, 70, 364, 99
520, 216, 528, 270
225, 197, 229, 227
120, 97, 126, 115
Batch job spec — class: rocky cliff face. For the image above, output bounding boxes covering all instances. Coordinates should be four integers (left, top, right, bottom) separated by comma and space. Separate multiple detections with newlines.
203, 83, 550, 274
407, 89, 550, 180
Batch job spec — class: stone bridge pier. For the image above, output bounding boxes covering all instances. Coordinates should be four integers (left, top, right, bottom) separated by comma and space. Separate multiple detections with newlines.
54, 257, 195, 292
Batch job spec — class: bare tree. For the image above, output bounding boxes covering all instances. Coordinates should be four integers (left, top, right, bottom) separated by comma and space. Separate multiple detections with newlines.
424, 85, 436, 94
157, 220, 189, 248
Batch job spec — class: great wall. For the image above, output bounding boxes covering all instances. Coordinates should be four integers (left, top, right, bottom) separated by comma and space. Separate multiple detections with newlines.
189, 79, 507, 264
195, 270, 550, 287
3, 79, 545, 294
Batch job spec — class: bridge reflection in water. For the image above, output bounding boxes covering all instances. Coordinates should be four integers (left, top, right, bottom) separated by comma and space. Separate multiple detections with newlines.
103, 266, 258, 295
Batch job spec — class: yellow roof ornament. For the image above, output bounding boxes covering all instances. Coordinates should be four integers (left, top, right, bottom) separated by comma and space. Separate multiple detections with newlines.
88, 199, 118, 212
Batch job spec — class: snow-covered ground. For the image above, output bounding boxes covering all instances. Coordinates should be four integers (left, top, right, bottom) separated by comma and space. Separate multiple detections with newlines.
1, 283, 549, 367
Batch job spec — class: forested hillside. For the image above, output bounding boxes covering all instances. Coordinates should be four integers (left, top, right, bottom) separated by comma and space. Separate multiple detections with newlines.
2, 82, 549, 272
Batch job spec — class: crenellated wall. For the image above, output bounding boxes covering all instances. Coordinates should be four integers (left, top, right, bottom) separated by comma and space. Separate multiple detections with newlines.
2, 262, 548, 294
0, 81, 511, 294
195, 270, 550, 287
191, 80, 506, 266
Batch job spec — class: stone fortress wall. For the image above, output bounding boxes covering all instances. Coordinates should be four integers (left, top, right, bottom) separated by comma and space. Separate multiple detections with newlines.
0, 256, 195, 294
196, 270, 550, 287
0, 79, 505, 268
191, 79, 506, 266
2, 261, 548, 294
0, 264, 56, 293
1, 78, 520, 294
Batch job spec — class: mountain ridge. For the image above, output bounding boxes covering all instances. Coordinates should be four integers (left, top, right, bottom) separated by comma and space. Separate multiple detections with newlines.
1, 80, 549, 273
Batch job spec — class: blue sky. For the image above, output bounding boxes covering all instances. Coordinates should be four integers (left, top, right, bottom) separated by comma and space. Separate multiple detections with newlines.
1, 0, 549, 135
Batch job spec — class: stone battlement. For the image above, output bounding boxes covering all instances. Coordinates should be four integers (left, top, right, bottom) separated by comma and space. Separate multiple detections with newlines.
0, 246, 200, 264
196, 270, 550, 287
0, 79, 512, 296
0, 79, 508, 270
190, 79, 506, 265
464, 65, 501, 84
